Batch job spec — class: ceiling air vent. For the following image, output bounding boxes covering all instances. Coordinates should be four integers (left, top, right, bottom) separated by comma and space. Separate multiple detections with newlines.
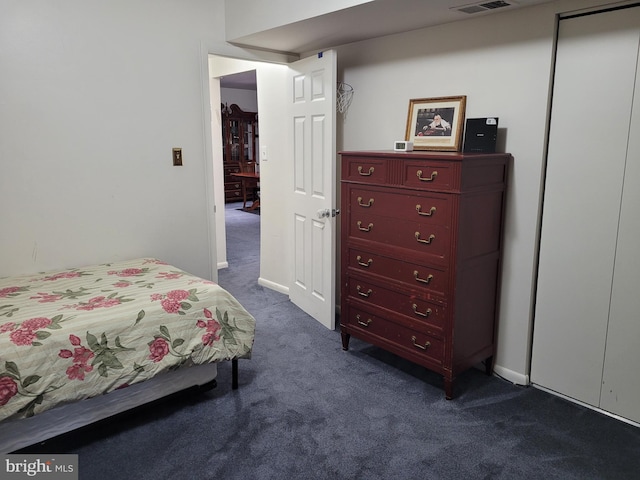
454, 1, 515, 15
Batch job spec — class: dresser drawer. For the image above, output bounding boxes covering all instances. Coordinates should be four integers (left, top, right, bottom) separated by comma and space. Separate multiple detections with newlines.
402, 161, 456, 192
345, 246, 448, 301
344, 305, 445, 365
349, 186, 451, 226
342, 157, 387, 184
346, 275, 446, 331
346, 212, 451, 264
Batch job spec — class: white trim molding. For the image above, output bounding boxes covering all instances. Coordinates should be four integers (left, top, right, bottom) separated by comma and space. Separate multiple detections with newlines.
258, 277, 289, 295
493, 364, 530, 386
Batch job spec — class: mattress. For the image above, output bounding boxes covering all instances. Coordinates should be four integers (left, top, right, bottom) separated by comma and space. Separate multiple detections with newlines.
0, 258, 256, 451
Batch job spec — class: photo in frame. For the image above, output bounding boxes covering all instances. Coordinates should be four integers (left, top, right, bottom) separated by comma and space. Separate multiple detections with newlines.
405, 96, 466, 151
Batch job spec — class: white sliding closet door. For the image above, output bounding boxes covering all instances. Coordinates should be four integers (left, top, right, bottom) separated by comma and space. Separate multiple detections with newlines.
600, 46, 640, 421
531, 7, 640, 421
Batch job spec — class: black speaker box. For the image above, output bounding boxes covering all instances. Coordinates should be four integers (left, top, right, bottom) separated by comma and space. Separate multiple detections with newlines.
463, 117, 498, 153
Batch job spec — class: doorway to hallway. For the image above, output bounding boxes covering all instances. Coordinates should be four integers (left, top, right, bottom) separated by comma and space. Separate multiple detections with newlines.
218, 69, 260, 282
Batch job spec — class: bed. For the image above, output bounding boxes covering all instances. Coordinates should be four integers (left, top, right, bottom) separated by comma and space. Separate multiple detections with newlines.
0, 258, 256, 453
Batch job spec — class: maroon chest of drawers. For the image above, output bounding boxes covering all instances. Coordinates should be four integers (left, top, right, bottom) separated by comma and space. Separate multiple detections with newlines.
339, 150, 510, 399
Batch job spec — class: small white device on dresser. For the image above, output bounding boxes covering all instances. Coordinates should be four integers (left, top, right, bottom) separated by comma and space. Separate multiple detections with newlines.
393, 140, 414, 152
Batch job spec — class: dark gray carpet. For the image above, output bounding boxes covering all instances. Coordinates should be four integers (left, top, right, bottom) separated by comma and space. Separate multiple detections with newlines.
17, 202, 640, 479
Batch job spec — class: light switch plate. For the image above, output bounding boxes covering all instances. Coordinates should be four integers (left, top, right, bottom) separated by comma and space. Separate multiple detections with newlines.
172, 148, 182, 166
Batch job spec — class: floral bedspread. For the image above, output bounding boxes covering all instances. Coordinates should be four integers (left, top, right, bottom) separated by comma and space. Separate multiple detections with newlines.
0, 258, 255, 422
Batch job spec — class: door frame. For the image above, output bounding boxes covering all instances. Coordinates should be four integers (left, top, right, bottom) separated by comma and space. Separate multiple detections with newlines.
200, 42, 294, 283
201, 43, 341, 316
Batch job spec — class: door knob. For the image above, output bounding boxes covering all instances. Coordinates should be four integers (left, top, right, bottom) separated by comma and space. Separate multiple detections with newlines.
317, 208, 341, 219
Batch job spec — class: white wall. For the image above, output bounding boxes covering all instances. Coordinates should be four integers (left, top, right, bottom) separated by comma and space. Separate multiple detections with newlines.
0, 0, 225, 279
0, 0, 292, 281
220, 87, 258, 112
335, 0, 627, 383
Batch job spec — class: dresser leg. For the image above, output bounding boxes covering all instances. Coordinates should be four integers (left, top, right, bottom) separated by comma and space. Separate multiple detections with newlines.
341, 331, 351, 350
444, 377, 454, 400
484, 356, 494, 376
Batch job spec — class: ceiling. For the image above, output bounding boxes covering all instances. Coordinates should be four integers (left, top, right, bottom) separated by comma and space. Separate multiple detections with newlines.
220, 70, 257, 90
220, 0, 556, 90
228, 0, 556, 55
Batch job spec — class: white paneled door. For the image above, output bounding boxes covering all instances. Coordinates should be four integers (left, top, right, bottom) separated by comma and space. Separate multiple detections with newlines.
288, 51, 337, 330
531, 7, 640, 423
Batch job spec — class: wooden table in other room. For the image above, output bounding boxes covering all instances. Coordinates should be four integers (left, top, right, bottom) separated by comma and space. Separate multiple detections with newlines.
230, 172, 260, 211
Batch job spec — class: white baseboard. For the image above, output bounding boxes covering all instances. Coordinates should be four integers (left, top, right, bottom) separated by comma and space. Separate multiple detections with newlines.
493, 364, 530, 386
258, 277, 289, 295
217, 261, 229, 270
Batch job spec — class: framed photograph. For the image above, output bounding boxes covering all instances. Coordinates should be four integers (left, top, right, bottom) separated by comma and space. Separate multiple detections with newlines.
405, 96, 466, 151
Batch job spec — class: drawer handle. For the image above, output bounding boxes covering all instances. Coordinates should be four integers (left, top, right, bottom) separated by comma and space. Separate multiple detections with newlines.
416, 170, 438, 182
356, 314, 372, 327
412, 304, 432, 318
415, 232, 436, 244
357, 197, 374, 208
357, 221, 374, 232
357, 285, 373, 297
416, 205, 436, 217
411, 336, 431, 350
356, 256, 373, 268
358, 166, 375, 176
413, 271, 433, 285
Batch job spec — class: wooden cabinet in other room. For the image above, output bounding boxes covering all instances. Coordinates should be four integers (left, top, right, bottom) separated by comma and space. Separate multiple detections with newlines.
221, 104, 258, 203
339, 150, 510, 399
